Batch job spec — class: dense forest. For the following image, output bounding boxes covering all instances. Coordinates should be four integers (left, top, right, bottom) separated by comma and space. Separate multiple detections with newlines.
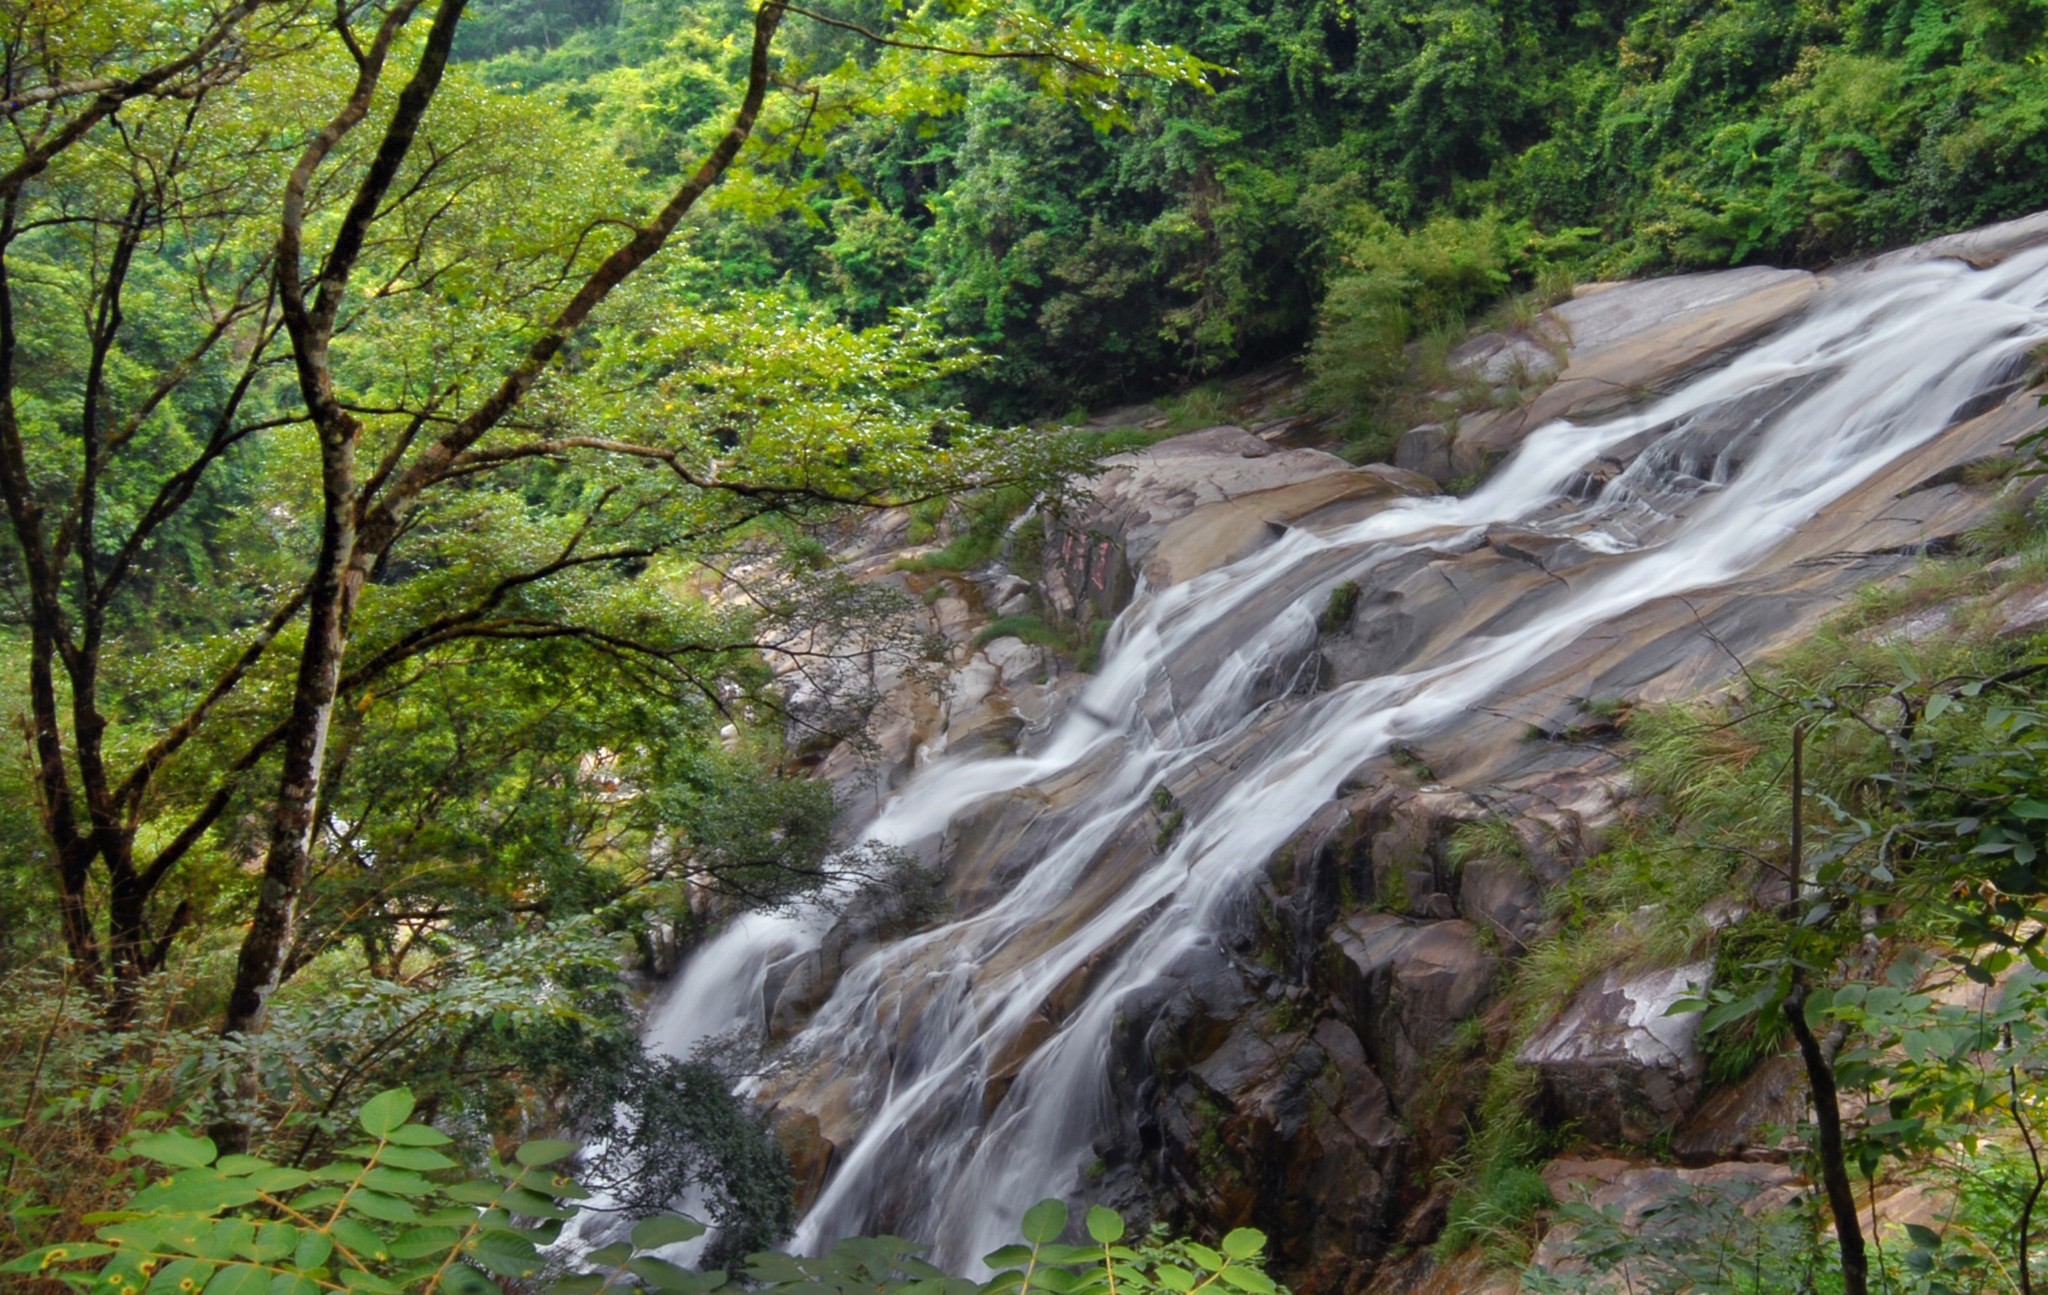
458, 0, 2048, 419
5, 0, 2048, 1291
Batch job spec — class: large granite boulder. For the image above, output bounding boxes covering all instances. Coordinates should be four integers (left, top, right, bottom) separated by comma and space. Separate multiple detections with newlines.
1518, 961, 1714, 1145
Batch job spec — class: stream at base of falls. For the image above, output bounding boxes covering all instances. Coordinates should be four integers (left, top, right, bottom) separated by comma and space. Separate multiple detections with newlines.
632, 238, 2048, 1270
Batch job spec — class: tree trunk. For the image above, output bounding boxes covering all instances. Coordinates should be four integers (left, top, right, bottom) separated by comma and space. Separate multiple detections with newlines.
221, 423, 362, 1038
1788, 978, 1868, 1295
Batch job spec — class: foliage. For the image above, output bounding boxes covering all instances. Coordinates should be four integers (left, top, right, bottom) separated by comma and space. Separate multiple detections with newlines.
1521, 1179, 1834, 1294
459, 0, 2048, 420
5, 1089, 1284, 1295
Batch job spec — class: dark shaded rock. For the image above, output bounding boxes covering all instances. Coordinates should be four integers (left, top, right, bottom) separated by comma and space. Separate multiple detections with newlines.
1396, 423, 1454, 483
1456, 855, 1544, 952
1322, 914, 1497, 1109
1152, 1012, 1408, 1295
1672, 1053, 1807, 1164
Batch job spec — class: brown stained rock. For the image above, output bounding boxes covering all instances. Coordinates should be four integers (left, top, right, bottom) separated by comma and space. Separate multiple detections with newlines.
982, 636, 1047, 688
1518, 962, 1714, 1145
1446, 408, 1530, 481
1144, 469, 1407, 589
1448, 330, 1563, 387
931, 595, 977, 643
1861, 208, 2048, 271
1549, 268, 1812, 358
1359, 462, 1446, 496
1518, 272, 1823, 431
1860, 1182, 1958, 1240
1672, 1053, 1807, 1164
774, 1110, 839, 1214
1362, 1248, 1519, 1295
1486, 528, 1598, 576
1456, 855, 1545, 952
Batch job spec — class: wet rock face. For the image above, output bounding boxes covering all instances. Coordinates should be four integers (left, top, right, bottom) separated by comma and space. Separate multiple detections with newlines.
1518, 962, 1715, 1144
1090, 773, 1565, 1295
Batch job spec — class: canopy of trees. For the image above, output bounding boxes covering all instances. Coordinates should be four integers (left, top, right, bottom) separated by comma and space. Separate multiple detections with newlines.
455, 0, 2048, 413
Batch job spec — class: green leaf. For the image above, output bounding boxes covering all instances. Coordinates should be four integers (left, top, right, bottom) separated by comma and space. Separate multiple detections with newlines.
2013, 800, 2048, 819
132, 1132, 219, 1170
1020, 1199, 1067, 1245
2, 1244, 115, 1274
358, 1090, 417, 1139
547, 1278, 609, 1295
267, 1276, 320, 1295
1154, 1264, 1196, 1292
345, 1191, 423, 1224
1185, 1244, 1224, 1272
373, 1146, 458, 1173
1216, 1266, 1276, 1294
330, 1216, 392, 1264
244, 1168, 312, 1194
981, 1245, 1034, 1269
145, 1258, 215, 1295
632, 1215, 707, 1250
213, 1157, 270, 1178
1084, 1207, 1122, 1245
497, 1187, 576, 1220
443, 1180, 506, 1206
384, 1125, 454, 1148
390, 1226, 465, 1260
628, 1256, 701, 1291
468, 1242, 544, 1281
585, 1242, 633, 1268
293, 1231, 332, 1271
441, 1267, 504, 1295
338, 1271, 399, 1294
245, 1223, 296, 1264
359, 1168, 435, 1197
514, 1139, 578, 1168
201, 1265, 271, 1295
1219, 1228, 1265, 1261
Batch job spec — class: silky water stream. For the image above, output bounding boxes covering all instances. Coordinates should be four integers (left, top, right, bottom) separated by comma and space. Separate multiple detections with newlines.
630, 241, 2048, 1268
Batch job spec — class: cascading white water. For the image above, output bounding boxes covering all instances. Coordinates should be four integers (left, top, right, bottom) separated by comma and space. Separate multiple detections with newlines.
642, 240, 2048, 1267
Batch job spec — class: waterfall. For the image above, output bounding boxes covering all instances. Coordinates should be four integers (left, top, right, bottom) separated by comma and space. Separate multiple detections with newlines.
641, 239, 2048, 1268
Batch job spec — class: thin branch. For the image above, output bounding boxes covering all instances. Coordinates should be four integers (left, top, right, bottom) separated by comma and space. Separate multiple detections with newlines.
780, 3, 1104, 75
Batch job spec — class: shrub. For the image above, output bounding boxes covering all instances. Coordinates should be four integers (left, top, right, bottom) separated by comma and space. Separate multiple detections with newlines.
6, 1089, 1285, 1295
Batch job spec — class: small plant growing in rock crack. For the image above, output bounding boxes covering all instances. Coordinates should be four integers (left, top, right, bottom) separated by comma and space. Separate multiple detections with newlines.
1319, 581, 1361, 634
1150, 786, 1186, 852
